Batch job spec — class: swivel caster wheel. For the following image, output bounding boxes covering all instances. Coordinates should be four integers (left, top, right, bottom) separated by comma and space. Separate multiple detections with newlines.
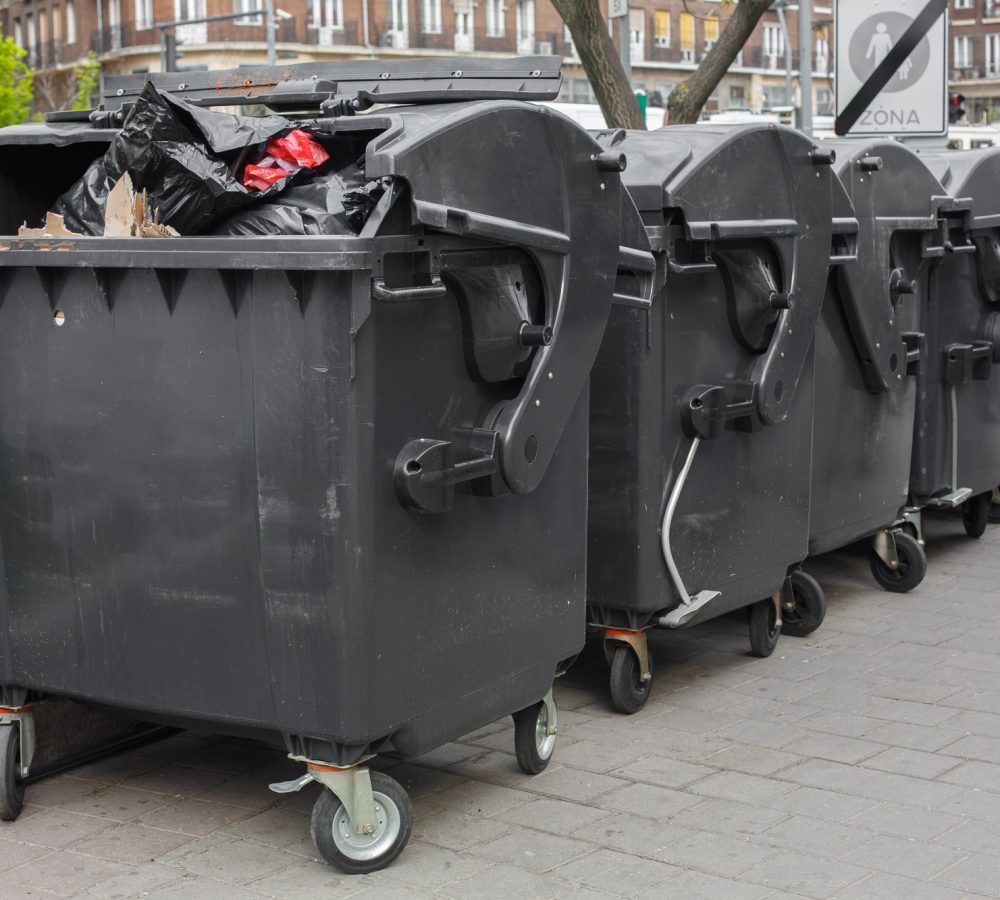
310, 771, 412, 875
0, 725, 25, 822
513, 690, 557, 775
988, 487, 1000, 524
748, 598, 780, 658
870, 531, 927, 593
608, 644, 654, 715
780, 570, 826, 638
963, 491, 991, 538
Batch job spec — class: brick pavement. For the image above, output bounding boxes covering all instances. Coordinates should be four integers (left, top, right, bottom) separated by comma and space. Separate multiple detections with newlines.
2, 511, 999, 898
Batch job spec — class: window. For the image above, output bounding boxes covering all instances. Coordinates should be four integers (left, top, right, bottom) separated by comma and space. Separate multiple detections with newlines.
988, 33, 1000, 74
13, 18, 22, 48
704, 15, 718, 49
26, 14, 35, 51
815, 25, 829, 73
816, 87, 832, 115
679, 12, 694, 59
65, 1, 76, 43
729, 84, 746, 108
234, 0, 261, 26
954, 34, 974, 68
629, 8, 644, 61
955, 0, 974, 9
388, 0, 408, 48
764, 23, 785, 67
52, 7, 61, 42
136, 0, 154, 30
486, 0, 504, 37
39, 10, 47, 43
422, 0, 441, 32
654, 10, 669, 47
516, 0, 534, 53
563, 25, 575, 57
311, 0, 344, 29
454, 9, 473, 49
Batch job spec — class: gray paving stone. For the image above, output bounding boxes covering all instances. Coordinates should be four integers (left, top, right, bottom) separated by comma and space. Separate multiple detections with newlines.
170, 834, 302, 884
700, 743, 803, 776
549, 847, 674, 895
496, 797, 612, 836
525, 766, 630, 803
597, 781, 703, 821
933, 816, 1000, 855
741, 852, 871, 899
844, 800, 965, 842
861, 747, 964, 780
939, 759, 1000, 793
782, 732, 888, 765
670, 798, 789, 837
469, 829, 593, 874
833, 871, 973, 900
610, 754, 717, 789
933, 852, 1000, 896
840, 832, 968, 880
6, 849, 126, 898
752, 814, 872, 858
765, 785, 877, 823
937, 788, 1000, 823
243, 858, 366, 898
68, 823, 194, 865
429, 778, 534, 818
411, 809, 512, 851
687, 771, 797, 805
863, 721, 968, 753
938, 733, 1000, 763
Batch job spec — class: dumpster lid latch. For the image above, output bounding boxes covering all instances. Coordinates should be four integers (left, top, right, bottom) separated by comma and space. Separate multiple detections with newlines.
393, 431, 501, 514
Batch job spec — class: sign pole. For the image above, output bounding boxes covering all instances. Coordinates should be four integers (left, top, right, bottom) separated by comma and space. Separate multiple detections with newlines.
799, 0, 813, 135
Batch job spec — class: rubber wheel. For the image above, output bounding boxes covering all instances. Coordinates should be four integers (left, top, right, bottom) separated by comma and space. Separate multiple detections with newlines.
988, 487, 1000, 524
608, 644, 654, 715
869, 531, 927, 593
0, 725, 24, 822
748, 599, 780, 658
310, 771, 412, 875
963, 491, 991, 538
513, 697, 557, 775
781, 570, 827, 638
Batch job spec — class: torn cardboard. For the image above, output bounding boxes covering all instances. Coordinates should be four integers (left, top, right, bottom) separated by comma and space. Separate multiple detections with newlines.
19, 173, 179, 238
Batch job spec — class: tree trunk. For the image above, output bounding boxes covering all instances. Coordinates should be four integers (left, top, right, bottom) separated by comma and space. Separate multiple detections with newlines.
665, 0, 773, 124
552, 0, 645, 130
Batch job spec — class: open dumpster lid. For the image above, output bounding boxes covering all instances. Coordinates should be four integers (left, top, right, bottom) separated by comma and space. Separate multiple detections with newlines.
49, 57, 562, 124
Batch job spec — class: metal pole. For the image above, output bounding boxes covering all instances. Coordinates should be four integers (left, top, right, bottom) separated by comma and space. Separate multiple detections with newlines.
799, 0, 813, 135
619, 8, 632, 89
776, 6, 792, 108
265, 0, 276, 65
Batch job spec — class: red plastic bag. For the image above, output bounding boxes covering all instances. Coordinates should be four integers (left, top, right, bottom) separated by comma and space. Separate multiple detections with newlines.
267, 129, 330, 168
243, 164, 293, 191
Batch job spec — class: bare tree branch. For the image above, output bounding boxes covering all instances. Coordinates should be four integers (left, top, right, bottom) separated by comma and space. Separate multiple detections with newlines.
552, 0, 645, 129
666, 0, 773, 124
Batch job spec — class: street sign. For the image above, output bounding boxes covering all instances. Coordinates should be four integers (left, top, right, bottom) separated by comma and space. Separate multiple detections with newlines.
608, 0, 628, 19
834, 0, 947, 136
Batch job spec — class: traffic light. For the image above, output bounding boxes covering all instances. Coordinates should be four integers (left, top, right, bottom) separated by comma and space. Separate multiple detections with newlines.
950, 92, 966, 124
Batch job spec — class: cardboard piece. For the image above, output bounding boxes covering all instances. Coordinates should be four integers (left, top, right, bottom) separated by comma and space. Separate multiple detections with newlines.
18, 173, 180, 238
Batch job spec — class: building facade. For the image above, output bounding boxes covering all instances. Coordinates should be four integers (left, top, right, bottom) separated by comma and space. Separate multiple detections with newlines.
949, 0, 1000, 122
0, 0, 838, 118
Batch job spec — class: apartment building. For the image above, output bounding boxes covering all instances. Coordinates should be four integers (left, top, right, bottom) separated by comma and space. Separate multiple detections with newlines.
0, 0, 834, 117
950, 0, 1000, 121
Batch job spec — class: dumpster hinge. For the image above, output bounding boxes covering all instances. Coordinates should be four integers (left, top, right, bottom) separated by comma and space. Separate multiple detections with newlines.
393, 430, 501, 513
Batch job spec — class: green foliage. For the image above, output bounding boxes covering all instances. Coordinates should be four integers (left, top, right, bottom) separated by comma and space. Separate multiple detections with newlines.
73, 52, 101, 111
0, 36, 33, 127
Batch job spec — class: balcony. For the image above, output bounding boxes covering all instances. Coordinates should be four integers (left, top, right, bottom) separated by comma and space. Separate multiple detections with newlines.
302, 22, 360, 46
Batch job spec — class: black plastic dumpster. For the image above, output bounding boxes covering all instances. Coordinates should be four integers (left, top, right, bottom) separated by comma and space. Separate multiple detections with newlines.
586, 125, 833, 714
909, 148, 1000, 539
805, 140, 941, 592
0, 59, 628, 873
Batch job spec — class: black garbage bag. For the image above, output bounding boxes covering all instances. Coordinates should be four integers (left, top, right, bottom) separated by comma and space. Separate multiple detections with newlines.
213, 165, 366, 236
52, 82, 300, 235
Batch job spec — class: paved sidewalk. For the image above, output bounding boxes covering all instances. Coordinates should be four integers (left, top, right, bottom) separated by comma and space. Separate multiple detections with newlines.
2, 512, 1000, 899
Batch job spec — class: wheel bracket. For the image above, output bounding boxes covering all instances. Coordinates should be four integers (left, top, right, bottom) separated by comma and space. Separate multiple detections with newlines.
603, 629, 651, 682
873, 529, 900, 568
541, 687, 558, 737
770, 582, 787, 630
269, 758, 379, 837
0, 706, 35, 778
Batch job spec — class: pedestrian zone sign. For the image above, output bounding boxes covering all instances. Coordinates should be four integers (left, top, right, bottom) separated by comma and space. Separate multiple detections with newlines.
835, 0, 947, 137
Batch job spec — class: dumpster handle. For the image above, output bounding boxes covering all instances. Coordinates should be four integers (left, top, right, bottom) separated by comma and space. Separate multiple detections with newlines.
372, 277, 447, 303
660, 436, 701, 605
